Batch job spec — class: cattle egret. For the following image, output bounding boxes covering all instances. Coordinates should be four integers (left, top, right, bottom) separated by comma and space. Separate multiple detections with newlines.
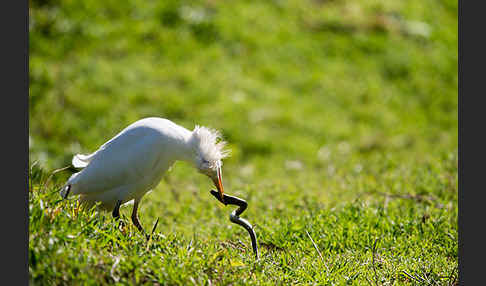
60, 117, 229, 233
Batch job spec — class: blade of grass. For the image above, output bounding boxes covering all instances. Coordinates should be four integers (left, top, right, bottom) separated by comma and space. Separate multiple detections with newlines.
305, 230, 330, 274
40, 165, 71, 194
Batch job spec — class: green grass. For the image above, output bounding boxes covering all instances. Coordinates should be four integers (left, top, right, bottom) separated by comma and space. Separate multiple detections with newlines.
29, 0, 457, 284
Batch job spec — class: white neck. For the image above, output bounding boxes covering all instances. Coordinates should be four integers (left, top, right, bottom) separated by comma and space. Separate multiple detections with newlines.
165, 127, 198, 166
147, 117, 227, 170
176, 140, 198, 166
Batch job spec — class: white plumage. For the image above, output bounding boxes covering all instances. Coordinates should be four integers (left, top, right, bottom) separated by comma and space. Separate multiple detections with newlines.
61, 117, 229, 232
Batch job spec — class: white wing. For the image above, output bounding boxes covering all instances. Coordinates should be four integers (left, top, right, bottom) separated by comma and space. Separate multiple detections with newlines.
71, 122, 132, 169
72, 152, 98, 168
69, 125, 170, 196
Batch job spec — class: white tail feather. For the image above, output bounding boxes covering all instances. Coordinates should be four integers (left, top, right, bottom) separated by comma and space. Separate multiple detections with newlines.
72, 152, 96, 168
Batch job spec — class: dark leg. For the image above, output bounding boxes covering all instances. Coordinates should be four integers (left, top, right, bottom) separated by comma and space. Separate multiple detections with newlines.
61, 185, 71, 199
131, 198, 145, 234
112, 200, 122, 219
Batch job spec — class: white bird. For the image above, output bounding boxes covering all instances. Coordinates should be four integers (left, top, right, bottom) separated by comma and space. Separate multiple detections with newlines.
60, 117, 230, 233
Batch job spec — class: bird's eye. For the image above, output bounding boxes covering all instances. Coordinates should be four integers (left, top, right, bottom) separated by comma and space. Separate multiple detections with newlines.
200, 159, 210, 172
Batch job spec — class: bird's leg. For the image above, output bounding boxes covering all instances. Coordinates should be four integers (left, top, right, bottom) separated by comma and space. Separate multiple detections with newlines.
131, 198, 145, 234
112, 199, 127, 230
112, 200, 122, 219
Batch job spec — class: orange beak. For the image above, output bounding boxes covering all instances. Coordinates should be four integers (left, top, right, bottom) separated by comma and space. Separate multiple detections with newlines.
212, 166, 224, 201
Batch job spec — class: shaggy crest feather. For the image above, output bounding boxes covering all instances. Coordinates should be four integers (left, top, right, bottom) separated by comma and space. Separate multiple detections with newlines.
189, 125, 230, 169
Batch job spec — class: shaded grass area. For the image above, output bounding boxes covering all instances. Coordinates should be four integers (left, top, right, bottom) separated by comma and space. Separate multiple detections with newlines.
29, 0, 457, 284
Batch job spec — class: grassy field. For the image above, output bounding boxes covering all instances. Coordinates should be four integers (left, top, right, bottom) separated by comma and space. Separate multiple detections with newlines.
29, 0, 458, 284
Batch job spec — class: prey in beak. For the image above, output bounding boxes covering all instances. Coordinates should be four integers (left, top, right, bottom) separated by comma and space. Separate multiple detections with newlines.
211, 165, 224, 202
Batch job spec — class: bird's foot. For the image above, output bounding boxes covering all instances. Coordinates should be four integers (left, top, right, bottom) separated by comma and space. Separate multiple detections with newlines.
117, 218, 128, 233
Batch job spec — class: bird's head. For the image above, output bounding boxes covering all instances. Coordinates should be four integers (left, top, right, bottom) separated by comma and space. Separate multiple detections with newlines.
189, 125, 230, 200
